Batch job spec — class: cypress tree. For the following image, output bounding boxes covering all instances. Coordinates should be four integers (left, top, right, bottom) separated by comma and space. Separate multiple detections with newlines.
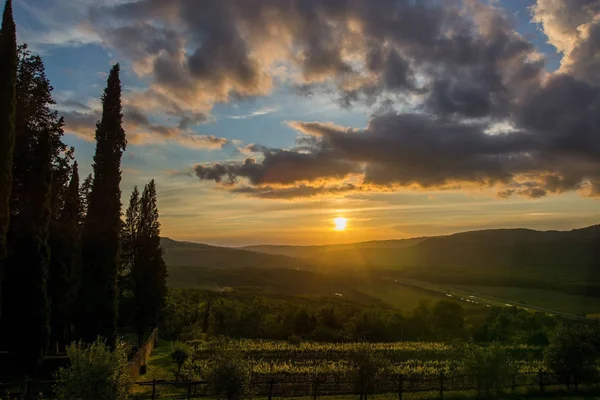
132, 180, 167, 346
116, 186, 140, 329
0, 43, 64, 374
79, 173, 93, 222
0, 0, 18, 322
78, 64, 126, 346
121, 186, 140, 280
48, 162, 80, 352
1, 130, 52, 373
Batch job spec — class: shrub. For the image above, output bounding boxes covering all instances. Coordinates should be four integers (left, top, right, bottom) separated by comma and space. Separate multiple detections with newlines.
457, 343, 515, 399
208, 345, 253, 400
171, 341, 192, 376
544, 323, 600, 385
287, 334, 302, 345
54, 339, 132, 400
349, 344, 389, 400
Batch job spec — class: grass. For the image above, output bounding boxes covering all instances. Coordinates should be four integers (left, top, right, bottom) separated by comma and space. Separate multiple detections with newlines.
355, 283, 450, 311
454, 286, 600, 315
137, 339, 176, 382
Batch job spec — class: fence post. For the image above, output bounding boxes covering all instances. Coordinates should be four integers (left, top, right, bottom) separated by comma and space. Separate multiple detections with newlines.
24, 377, 31, 400
439, 372, 444, 399
538, 370, 544, 393
398, 374, 404, 400
151, 379, 156, 400
511, 374, 516, 393
187, 381, 192, 400
312, 379, 319, 400
268, 379, 274, 400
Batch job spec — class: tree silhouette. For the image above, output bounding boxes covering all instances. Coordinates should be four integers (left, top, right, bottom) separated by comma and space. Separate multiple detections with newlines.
1, 129, 53, 373
78, 64, 126, 346
0, 0, 17, 322
0, 42, 67, 373
132, 180, 167, 346
49, 162, 81, 352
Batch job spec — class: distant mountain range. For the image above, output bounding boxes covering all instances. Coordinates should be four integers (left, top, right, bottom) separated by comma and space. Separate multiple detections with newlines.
161, 225, 600, 292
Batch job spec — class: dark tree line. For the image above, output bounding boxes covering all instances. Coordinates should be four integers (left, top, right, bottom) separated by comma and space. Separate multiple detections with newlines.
0, 0, 167, 376
122, 181, 168, 346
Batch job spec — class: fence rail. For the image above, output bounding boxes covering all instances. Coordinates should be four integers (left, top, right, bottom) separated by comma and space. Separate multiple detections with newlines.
0, 371, 592, 400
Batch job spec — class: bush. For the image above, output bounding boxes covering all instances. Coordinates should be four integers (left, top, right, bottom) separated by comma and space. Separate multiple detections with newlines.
457, 343, 515, 399
544, 323, 600, 385
171, 341, 193, 376
349, 345, 389, 400
54, 339, 132, 400
208, 345, 253, 400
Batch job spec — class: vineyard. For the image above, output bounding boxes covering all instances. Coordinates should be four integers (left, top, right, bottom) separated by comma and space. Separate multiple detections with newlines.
192, 339, 541, 361
145, 339, 546, 381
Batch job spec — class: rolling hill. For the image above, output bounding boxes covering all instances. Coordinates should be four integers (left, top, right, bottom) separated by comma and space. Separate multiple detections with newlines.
242, 225, 600, 292
160, 237, 301, 269
242, 237, 426, 259
162, 224, 600, 295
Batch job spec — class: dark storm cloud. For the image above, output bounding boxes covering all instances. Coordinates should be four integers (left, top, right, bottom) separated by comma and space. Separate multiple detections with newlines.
292, 115, 539, 187
194, 147, 360, 186
192, 103, 600, 198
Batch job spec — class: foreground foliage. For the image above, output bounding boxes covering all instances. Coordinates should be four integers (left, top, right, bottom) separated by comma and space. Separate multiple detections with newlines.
544, 323, 600, 385
54, 339, 132, 400
207, 345, 253, 400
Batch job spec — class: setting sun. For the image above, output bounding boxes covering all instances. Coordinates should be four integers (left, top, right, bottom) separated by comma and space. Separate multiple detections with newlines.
333, 217, 347, 231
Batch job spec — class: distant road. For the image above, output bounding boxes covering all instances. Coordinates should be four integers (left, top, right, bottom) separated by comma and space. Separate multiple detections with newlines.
392, 277, 588, 321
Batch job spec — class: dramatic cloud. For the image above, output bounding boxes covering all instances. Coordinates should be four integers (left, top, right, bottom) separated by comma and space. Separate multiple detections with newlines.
193, 109, 600, 198
194, 147, 360, 186
186, 0, 600, 199
85, 0, 544, 114
532, 0, 600, 84
41, 0, 600, 199
61, 105, 228, 149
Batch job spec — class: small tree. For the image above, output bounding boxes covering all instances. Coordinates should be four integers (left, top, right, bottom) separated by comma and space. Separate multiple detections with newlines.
349, 345, 389, 400
544, 323, 600, 386
171, 341, 192, 376
457, 343, 515, 399
54, 339, 132, 400
208, 345, 253, 400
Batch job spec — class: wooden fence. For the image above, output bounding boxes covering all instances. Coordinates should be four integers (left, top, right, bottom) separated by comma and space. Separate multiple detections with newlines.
1, 371, 590, 400
129, 328, 159, 380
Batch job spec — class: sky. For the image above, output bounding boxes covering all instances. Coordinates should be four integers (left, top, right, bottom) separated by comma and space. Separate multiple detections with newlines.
11, 0, 600, 245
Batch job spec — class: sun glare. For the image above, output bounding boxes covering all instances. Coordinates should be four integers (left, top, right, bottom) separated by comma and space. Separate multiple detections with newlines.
333, 217, 347, 231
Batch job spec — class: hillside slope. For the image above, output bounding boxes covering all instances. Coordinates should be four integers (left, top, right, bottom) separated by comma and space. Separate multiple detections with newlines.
243, 237, 426, 258
160, 237, 301, 269
242, 225, 600, 289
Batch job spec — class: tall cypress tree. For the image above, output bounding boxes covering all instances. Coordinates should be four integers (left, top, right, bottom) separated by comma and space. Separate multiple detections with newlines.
0, 0, 17, 322
121, 186, 140, 281
48, 162, 80, 352
116, 187, 140, 329
0, 43, 63, 374
78, 64, 126, 346
132, 180, 167, 346
1, 129, 52, 373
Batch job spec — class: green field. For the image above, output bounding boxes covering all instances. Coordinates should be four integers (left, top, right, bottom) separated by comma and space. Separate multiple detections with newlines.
357, 283, 457, 311
454, 286, 600, 315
